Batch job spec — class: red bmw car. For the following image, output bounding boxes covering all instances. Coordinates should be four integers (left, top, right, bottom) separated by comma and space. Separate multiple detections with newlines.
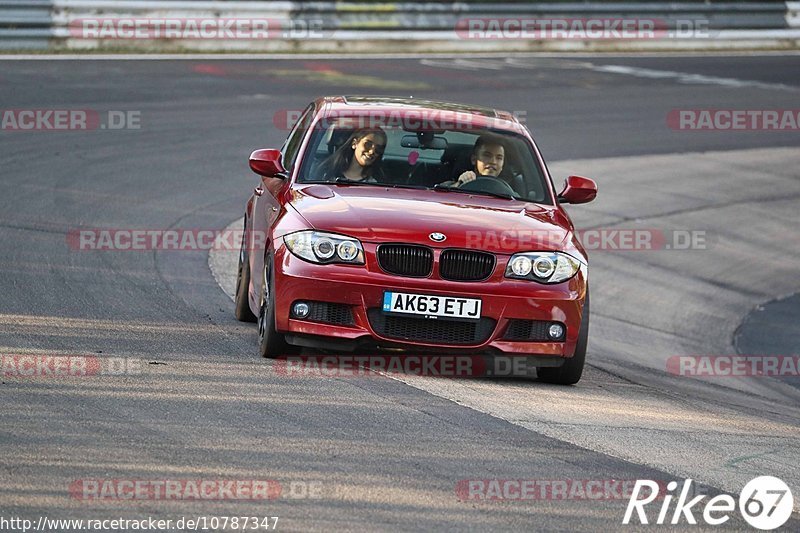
235, 96, 597, 384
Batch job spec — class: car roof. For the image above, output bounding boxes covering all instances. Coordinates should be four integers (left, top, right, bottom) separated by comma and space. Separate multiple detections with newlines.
315, 96, 529, 135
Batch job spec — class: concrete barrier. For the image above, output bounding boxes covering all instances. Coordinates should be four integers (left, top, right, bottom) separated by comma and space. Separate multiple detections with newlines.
1, 1, 798, 52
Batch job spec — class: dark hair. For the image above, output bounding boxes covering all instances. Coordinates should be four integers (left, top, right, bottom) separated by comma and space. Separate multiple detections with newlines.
473, 133, 505, 156
318, 127, 387, 181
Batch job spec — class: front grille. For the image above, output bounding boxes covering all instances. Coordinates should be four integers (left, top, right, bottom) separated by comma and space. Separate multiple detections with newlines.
298, 301, 355, 326
377, 244, 433, 277
439, 249, 495, 281
503, 320, 560, 341
368, 308, 495, 345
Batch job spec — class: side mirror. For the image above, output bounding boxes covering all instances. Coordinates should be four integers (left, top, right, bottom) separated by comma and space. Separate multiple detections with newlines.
249, 149, 287, 178
558, 175, 597, 204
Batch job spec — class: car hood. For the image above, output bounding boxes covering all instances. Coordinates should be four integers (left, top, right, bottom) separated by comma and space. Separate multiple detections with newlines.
288, 184, 570, 253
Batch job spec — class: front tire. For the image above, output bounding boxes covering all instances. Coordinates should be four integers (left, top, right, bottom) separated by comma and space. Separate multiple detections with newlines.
538, 290, 589, 385
257, 253, 294, 358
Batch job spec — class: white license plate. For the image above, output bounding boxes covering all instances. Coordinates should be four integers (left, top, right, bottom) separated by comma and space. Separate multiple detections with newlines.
382, 292, 481, 321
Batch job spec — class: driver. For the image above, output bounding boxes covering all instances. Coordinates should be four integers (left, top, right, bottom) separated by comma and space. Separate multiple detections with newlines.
439, 134, 510, 190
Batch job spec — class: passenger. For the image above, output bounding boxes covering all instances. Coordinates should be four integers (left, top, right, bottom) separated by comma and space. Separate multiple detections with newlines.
316, 127, 387, 182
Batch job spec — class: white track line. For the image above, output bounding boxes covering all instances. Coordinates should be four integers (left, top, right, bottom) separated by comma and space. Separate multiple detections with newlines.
592, 64, 800, 91
421, 57, 800, 91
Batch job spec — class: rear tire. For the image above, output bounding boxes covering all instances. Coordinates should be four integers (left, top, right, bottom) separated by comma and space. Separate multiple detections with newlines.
234, 222, 257, 323
538, 290, 589, 385
257, 252, 295, 358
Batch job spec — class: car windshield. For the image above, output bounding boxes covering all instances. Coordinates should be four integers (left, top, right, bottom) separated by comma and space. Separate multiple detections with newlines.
295, 116, 552, 204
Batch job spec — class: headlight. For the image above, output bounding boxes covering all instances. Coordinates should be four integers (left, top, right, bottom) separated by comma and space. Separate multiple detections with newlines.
337, 241, 359, 261
284, 231, 365, 265
505, 252, 582, 284
509, 255, 532, 276
313, 237, 336, 260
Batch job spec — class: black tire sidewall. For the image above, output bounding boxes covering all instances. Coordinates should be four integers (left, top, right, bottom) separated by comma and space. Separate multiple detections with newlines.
258, 252, 289, 358
234, 221, 257, 323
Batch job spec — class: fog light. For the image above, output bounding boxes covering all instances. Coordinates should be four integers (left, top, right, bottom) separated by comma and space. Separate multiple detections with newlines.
548, 323, 565, 340
292, 301, 310, 318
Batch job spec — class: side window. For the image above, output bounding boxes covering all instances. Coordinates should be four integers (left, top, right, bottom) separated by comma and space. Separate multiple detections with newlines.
281, 105, 315, 172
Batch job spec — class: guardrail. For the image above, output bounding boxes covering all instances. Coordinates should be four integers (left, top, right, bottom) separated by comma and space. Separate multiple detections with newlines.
1, 1, 798, 52
1, 0, 51, 49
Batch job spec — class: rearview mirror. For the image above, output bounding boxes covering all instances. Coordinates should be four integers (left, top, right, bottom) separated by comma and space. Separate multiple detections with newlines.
558, 175, 597, 204
249, 149, 287, 178
401, 134, 448, 150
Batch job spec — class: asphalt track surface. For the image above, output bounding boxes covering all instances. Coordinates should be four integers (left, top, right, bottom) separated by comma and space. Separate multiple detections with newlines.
1, 54, 799, 532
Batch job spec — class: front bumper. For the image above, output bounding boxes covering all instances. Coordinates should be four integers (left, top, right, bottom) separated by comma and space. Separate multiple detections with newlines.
272, 242, 587, 358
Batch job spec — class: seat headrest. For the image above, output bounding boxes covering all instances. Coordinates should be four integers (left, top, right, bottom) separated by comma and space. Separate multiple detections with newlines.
327, 128, 353, 154
441, 144, 473, 164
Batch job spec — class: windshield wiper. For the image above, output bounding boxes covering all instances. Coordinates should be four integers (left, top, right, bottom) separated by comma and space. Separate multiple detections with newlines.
332, 178, 427, 190
302, 178, 373, 186
383, 183, 428, 190
432, 184, 516, 201
332, 177, 376, 185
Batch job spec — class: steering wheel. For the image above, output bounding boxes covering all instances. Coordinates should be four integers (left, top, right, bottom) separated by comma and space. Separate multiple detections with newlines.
459, 176, 517, 197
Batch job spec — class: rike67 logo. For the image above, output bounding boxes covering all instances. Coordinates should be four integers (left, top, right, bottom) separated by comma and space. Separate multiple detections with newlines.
624, 476, 794, 530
